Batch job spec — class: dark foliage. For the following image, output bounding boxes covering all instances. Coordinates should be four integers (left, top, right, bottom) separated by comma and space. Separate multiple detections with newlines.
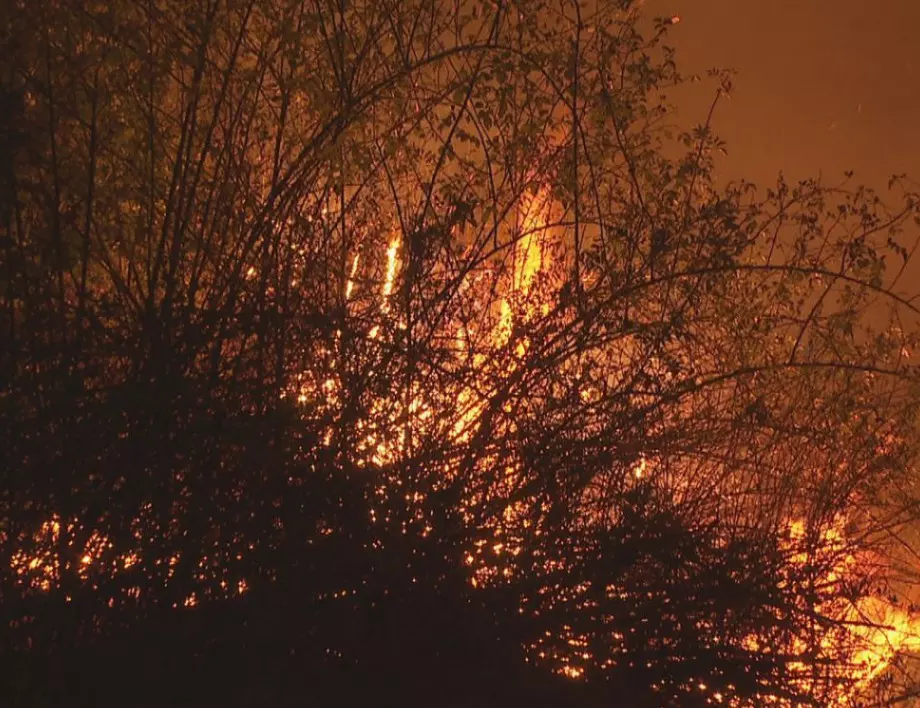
2, 1, 920, 706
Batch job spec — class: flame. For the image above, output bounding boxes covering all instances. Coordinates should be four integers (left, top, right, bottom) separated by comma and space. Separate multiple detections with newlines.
8, 187, 920, 704
496, 190, 550, 349
732, 517, 920, 705
345, 253, 360, 301
382, 237, 400, 304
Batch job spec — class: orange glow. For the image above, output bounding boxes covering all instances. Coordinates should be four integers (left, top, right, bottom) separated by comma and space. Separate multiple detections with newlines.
8, 186, 917, 705
743, 517, 920, 705
345, 253, 360, 301
382, 237, 400, 304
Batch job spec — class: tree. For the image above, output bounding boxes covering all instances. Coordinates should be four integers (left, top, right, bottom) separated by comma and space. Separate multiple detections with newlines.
2, 0, 920, 705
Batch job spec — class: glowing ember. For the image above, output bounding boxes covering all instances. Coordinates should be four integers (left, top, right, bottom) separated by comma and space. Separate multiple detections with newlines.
7, 185, 919, 705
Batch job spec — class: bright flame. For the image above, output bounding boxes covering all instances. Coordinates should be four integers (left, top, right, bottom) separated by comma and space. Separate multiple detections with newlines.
9, 186, 920, 706
382, 237, 400, 304
345, 253, 360, 301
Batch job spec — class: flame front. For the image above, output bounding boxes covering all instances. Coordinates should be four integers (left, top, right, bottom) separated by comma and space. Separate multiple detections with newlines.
8, 186, 920, 705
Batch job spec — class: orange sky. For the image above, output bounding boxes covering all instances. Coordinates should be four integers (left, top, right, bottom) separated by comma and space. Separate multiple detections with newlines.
653, 0, 920, 191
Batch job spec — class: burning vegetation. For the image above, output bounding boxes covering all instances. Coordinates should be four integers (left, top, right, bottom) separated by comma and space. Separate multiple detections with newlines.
3, 0, 920, 705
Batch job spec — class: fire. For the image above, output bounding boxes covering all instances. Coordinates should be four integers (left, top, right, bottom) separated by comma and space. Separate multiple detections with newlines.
7, 186, 919, 704
345, 253, 360, 301
850, 597, 920, 684
781, 518, 920, 703
292, 185, 920, 699
496, 189, 552, 349
382, 237, 400, 303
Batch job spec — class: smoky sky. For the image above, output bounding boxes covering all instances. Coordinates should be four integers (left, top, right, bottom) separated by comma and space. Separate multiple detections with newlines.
653, 0, 920, 192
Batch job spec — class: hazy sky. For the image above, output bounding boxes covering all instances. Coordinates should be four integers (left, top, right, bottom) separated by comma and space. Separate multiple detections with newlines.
651, 0, 920, 191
